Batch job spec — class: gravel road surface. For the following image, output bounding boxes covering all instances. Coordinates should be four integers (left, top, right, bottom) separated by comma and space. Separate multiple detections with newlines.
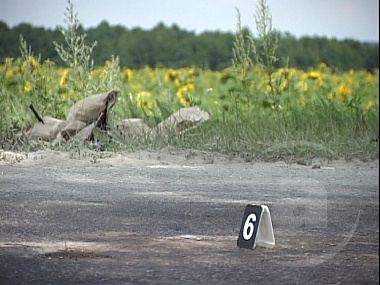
0, 149, 378, 284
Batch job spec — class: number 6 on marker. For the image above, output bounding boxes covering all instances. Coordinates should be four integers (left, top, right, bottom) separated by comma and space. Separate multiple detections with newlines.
243, 213, 257, 240
237, 204, 263, 249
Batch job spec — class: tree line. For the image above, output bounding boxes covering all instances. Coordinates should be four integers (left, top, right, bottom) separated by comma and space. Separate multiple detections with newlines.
0, 21, 378, 71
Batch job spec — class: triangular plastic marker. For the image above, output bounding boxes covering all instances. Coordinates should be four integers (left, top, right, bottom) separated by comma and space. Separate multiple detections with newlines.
256, 204, 275, 249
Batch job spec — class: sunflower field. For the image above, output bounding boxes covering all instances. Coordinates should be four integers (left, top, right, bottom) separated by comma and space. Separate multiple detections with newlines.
0, 0, 378, 161
1, 53, 378, 160
1, 56, 378, 121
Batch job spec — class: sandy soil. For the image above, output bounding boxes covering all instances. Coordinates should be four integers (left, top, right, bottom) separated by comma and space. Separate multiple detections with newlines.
0, 148, 378, 284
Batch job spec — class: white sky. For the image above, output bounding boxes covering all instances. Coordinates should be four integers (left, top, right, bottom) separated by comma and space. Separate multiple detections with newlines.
0, 0, 378, 42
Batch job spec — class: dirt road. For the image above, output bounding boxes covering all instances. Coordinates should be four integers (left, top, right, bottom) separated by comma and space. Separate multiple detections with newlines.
0, 149, 378, 284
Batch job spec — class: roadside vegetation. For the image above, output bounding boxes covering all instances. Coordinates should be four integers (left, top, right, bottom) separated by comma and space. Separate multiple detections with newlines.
0, 0, 378, 162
